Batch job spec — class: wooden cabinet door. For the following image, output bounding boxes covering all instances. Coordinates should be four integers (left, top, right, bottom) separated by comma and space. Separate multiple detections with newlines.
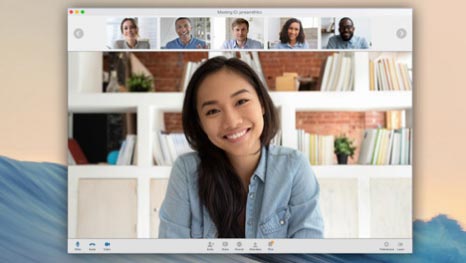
150, 179, 169, 238
77, 179, 137, 238
370, 178, 412, 238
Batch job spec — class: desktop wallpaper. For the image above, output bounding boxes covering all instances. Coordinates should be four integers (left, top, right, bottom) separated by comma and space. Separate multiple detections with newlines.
0, 0, 465, 262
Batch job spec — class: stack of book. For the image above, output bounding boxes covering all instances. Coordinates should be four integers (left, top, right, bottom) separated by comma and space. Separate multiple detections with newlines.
320, 53, 354, 92
153, 131, 194, 166
369, 57, 412, 91
297, 129, 335, 165
358, 128, 412, 165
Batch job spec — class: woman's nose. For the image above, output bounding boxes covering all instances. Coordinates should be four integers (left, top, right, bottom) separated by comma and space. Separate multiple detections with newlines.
222, 108, 242, 129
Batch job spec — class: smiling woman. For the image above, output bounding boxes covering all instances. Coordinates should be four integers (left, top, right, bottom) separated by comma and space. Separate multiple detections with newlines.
113, 18, 150, 49
158, 56, 324, 238
274, 18, 309, 49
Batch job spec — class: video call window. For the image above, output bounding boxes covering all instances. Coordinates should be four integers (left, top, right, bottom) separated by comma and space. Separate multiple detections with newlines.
267, 17, 319, 49
68, 8, 413, 254
211, 17, 265, 49
321, 17, 371, 49
106, 17, 158, 49
160, 17, 211, 49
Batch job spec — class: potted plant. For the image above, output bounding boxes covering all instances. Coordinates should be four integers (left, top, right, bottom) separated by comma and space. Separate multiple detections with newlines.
127, 73, 153, 92
334, 135, 356, 165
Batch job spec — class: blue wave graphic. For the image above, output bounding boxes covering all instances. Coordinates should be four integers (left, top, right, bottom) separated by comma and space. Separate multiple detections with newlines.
1, 156, 465, 262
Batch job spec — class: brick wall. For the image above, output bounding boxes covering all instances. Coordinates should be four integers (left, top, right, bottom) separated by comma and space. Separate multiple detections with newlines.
133, 52, 208, 92
107, 51, 334, 91
164, 112, 183, 133
259, 52, 333, 90
296, 111, 385, 164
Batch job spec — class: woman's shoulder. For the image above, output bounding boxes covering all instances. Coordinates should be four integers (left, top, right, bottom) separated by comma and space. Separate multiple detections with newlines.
266, 146, 312, 186
169, 152, 200, 187
173, 151, 200, 168
113, 40, 125, 49
273, 42, 287, 49
136, 40, 150, 49
268, 145, 306, 164
172, 152, 201, 178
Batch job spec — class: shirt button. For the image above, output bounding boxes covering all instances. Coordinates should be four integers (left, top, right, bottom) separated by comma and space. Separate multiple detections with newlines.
279, 220, 285, 225
249, 193, 255, 199
247, 219, 253, 226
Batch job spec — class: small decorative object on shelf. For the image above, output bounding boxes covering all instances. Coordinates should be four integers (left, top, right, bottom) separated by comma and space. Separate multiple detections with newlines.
334, 135, 356, 165
105, 70, 120, 92
107, 150, 119, 165
127, 73, 153, 92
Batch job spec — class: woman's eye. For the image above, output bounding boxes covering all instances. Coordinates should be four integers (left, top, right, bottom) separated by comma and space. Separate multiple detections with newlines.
206, 109, 219, 116
236, 99, 249, 106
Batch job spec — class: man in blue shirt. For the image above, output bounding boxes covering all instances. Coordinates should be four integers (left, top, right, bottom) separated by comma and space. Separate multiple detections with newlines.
165, 17, 208, 49
326, 17, 369, 49
222, 18, 263, 49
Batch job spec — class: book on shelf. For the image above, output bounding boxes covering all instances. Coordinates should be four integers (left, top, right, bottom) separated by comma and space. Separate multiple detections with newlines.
116, 134, 137, 165
370, 129, 382, 165
153, 131, 194, 166
369, 60, 375, 91
68, 138, 89, 165
319, 54, 333, 92
297, 129, 334, 165
386, 110, 406, 130
376, 129, 390, 165
358, 128, 412, 165
229, 51, 268, 90
152, 131, 164, 166
370, 56, 412, 91
320, 53, 354, 92
180, 61, 202, 92
358, 129, 377, 165
390, 132, 401, 165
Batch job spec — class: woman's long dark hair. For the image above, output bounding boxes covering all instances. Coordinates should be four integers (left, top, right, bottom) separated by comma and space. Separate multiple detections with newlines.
182, 57, 279, 238
279, 18, 305, 44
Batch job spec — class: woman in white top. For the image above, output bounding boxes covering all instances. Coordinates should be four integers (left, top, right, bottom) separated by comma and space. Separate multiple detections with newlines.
113, 18, 150, 49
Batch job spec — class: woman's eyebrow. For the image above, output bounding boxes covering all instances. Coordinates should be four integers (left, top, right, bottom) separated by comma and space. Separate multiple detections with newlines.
200, 89, 250, 109
201, 100, 217, 109
230, 88, 250, 97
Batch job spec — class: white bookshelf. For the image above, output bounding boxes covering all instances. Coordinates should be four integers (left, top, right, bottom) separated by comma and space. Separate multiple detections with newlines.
68, 164, 411, 180
68, 51, 413, 239
69, 91, 412, 112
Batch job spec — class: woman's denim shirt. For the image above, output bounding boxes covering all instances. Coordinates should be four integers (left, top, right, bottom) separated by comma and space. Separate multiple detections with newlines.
158, 145, 324, 238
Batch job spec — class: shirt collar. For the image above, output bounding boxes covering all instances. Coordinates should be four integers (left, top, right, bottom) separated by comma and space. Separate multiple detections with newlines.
125, 40, 137, 48
339, 35, 356, 45
252, 146, 267, 182
233, 38, 248, 48
177, 36, 193, 47
287, 42, 304, 48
